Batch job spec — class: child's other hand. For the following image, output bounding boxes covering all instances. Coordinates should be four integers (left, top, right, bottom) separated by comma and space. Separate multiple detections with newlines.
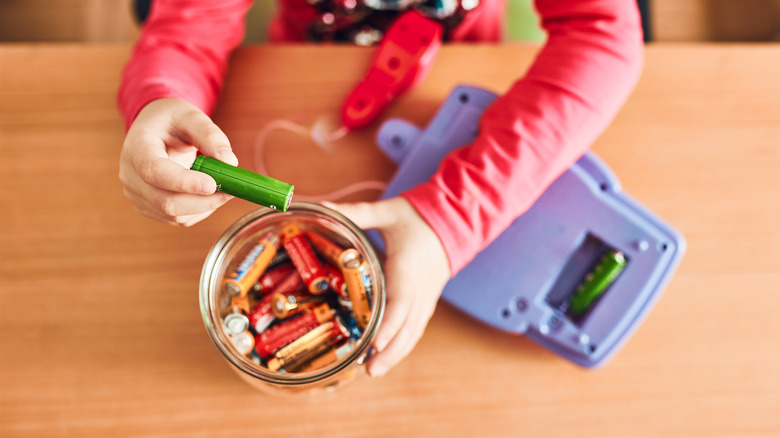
119, 98, 238, 226
327, 198, 450, 377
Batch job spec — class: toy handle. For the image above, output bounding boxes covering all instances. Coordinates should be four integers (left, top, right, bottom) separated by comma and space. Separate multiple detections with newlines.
341, 10, 443, 130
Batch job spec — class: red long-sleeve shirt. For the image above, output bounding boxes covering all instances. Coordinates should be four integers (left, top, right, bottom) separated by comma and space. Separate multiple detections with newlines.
118, 0, 644, 275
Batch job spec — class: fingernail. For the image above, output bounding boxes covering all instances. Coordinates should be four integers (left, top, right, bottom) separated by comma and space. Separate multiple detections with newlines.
199, 178, 217, 195
218, 148, 239, 166
373, 337, 388, 353
368, 364, 387, 378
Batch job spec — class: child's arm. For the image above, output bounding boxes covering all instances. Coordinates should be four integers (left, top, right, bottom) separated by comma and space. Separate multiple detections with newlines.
403, 0, 645, 275
118, 0, 252, 129
117, 0, 252, 225
338, 0, 645, 376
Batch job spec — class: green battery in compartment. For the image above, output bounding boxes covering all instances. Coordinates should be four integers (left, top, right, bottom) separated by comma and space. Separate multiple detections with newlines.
191, 156, 294, 212
568, 249, 627, 315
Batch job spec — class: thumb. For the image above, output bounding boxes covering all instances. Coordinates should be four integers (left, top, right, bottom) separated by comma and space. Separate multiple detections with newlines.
324, 200, 400, 231
173, 108, 239, 166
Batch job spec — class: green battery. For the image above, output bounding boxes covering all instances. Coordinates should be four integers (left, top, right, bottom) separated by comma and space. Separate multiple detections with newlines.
568, 250, 627, 315
191, 156, 294, 212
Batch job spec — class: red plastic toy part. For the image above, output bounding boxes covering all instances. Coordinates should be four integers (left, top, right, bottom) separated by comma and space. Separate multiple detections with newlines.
341, 10, 443, 130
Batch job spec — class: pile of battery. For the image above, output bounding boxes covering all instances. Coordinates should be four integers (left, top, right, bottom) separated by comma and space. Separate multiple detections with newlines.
218, 222, 374, 373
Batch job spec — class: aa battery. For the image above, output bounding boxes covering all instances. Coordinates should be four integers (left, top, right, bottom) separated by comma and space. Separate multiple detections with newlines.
265, 267, 305, 297
324, 263, 349, 301
255, 264, 297, 295
267, 250, 291, 270
254, 304, 336, 358
223, 295, 251, 335
228, 330, 255, 356
568, 250, 628, 315
305, 230, 360, 267
341, 253, 372, 330
266, 318, 349, 372
223, 231, 280, 297
223, 313, 250, 336
249, 293, 277, 333
190, 156, 294, 212
271, 290, 319, 319
227, 294, 251, 314
281, 223, 329, 294
294, 340, 355, 373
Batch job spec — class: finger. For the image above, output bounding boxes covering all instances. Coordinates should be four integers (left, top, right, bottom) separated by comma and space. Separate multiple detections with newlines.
125, 179, 232, 218
133, 198, 224, 227
146, 191, 233, 218
367, 301, 435, 377
173, 110, 238, 165
373, 252, 424, 352
134, 153, 218, 195
135, 204, 215, 227
177, 211, 215, 227
371, 293, 412, 355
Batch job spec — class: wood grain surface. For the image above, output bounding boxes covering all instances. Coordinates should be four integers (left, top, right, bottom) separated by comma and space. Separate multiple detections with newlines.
1, 43, 779, 437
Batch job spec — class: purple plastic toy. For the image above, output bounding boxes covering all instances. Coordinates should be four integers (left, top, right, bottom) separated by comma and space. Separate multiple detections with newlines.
372, 85, 685, 367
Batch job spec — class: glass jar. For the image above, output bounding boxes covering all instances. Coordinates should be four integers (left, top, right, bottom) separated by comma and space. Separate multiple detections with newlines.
199, 202, 385, 395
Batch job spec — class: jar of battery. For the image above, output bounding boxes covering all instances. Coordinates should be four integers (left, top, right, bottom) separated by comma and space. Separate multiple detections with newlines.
199, 202, 385, 395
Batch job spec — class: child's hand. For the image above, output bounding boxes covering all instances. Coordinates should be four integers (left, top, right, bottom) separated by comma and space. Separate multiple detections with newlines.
119, 98, 238, 226
327, 198, 450, 377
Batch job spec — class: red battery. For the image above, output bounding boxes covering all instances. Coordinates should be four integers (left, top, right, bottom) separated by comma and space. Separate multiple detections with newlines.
271, 290, 319, 319
281, 223, 329, 294
341, 253, 372, 330
266, 318, 349, 372
223, 231, 280, 297
324, 263, 349, 300
267, 267, 305, 296
249, 293, 276, 333
255, 263, 297, 295
254, 303, 335, 358
304, 230, 360, 267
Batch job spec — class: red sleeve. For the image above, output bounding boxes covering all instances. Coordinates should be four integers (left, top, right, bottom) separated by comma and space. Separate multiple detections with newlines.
402, 0, 645, 275
117, 0, 252, 130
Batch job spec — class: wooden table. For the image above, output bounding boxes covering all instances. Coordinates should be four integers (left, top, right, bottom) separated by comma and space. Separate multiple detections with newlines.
1, 43, 779, 437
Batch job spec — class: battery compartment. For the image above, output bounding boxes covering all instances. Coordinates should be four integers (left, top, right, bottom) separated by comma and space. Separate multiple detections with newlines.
546, 234, 629, 325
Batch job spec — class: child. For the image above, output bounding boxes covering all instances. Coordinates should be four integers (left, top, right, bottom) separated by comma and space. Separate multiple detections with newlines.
118, 0, 644, 377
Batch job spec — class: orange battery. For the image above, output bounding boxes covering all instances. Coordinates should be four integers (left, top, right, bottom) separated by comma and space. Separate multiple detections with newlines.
281, 223, 329, 294
255, 303, 335, 358
271, 290, 320, 319
294, 340, 355, 373
223, 231, 280, 297
305, 230, 360, 267
227, 294, 251, 315
266, 318, 348, 372
218, 291, 233, 314
341, 253, 372, 330
223, 294, 252, 335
